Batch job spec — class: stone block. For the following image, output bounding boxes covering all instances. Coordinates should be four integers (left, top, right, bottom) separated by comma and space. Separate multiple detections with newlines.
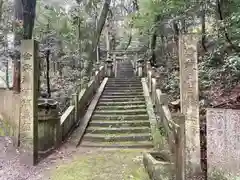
143, 152, 174, 180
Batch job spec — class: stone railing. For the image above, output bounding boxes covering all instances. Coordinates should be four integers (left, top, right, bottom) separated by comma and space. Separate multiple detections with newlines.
37, 65, 106, 155
142, 60, 186, 179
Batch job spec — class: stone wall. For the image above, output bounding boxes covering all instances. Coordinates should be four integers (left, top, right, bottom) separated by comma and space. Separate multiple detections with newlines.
0, 89, 20, 141
207, 108, 240, 176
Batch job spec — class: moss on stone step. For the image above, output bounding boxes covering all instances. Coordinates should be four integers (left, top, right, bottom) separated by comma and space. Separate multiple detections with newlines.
89, 120, 150, 127
84, 133, 152, 142
91, 114, 149, 120
96, 104, 146, 110
50, 149, 150, 180
86, 126, 150, 134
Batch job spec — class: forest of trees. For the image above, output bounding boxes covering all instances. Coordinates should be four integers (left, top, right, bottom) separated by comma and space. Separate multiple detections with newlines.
0, 0, 239, 109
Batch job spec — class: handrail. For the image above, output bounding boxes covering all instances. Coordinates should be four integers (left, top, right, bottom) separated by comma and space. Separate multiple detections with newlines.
141, 59, 185, 180
59, 65, 105, 140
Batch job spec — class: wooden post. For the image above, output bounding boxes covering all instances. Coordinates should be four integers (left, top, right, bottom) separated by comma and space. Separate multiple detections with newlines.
179, 33, 201, 174
173, 113, 185, 180
20, 40, 39, 165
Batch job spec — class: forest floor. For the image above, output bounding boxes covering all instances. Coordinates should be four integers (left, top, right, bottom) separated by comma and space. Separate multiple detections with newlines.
0, 136, 150, 180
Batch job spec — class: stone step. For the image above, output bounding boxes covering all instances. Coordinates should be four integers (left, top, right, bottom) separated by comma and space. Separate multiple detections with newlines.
103, 89, 142, 93
106, 82, 141, 85
100, 97, 145, 102
104, 87, 143, 91
80, 141, 153, 149
104, 87, 142, 91
102, 92, 143, 96
97, 101, 146, 106
89, 120, 150, 127
86, 126, 150, 134
94, 109, 147, 115
107, 79, 140, 82
105, 84, 142, 88
100, 95, 144, 99
83, 133, 152, 142
96, 104, 146, 110
108, 78, 140, 80
91, 114, 149, 120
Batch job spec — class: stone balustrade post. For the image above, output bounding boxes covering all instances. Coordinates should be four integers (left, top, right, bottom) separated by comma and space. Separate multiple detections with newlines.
137, 59, 144, 77
105, 59, 113, 77
71, 93, 79, 124
146, 61, 151, 75
155, 70, 162, 90
151, 67, 157, 107
148, 67, 152, 94
113, 53, 117, 77
132, 54, 137, 75
124, 54, 127, 61
37, 99, 60, 157
172, 113, 186, 180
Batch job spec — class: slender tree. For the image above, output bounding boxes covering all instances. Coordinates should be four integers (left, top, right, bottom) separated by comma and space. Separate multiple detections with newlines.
13, 0, 36, 92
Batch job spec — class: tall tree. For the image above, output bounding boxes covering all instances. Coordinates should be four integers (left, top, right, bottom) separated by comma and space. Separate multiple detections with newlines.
13, 0, 37, 92
81, 0, 111, 86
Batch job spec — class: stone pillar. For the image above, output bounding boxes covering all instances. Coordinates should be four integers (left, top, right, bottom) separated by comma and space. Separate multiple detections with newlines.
20, 40, 39, 165
151, 67, 157, 107
156, 71, 165, 90
133, 54, 137, 75
155, 71, 161, 90
148, 68, 152, 94
179, 33, 201, 174
37, 99, 59, 155
106, 59, 113, 77
137, 59, 144, 77
124, 54, 127, 61
113, 53, 117, 77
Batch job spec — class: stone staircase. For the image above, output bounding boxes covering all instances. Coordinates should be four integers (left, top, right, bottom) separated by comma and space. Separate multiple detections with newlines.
80, 60, 153, 148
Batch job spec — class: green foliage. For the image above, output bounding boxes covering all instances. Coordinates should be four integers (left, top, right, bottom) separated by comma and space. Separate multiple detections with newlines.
130, 0, 240, 103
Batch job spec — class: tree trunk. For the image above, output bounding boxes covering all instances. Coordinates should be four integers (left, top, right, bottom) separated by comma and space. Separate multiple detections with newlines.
45, 50, 51, 98
12, 0, 23, 92
150, 31, 157, 67
150, 15, 161, 67
82, 0, 112, 86
201, 1, 207, 52
216, 0, 240, 52
22, 0, 36, 39
13, 0, 36, 92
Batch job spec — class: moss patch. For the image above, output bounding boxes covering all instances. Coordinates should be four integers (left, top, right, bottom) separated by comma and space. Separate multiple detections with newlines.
0, 119, 14, 136
50, 149, 150, 180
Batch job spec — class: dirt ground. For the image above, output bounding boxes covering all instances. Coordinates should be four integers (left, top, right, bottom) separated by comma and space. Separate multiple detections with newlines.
0, 136, 150, 180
